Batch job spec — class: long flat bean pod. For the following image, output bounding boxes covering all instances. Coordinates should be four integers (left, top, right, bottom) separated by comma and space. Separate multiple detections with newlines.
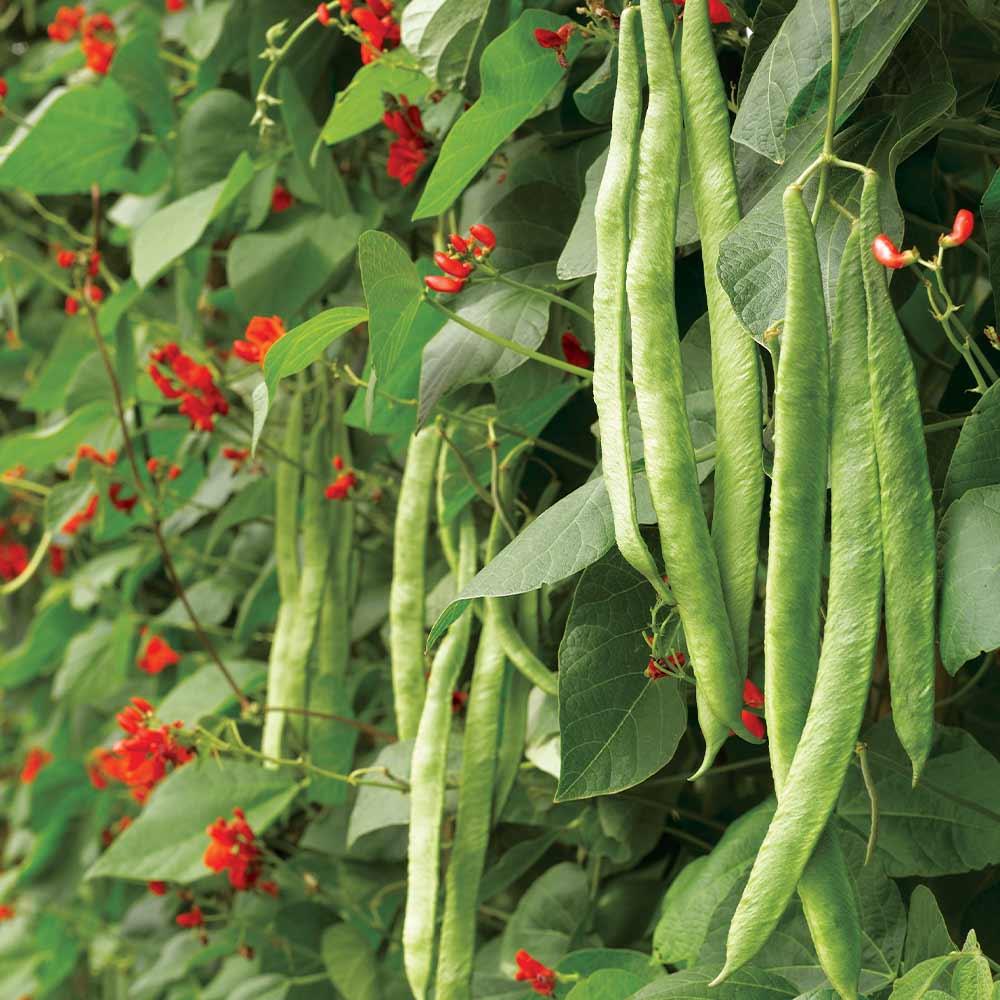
680, 0, 764, 688
592, 5, 670, 605
403, 509, 477, 1000
390, 426, 441, 740
489, 596, 558, 697
435, 516, 508, 1000
718, 228, 881, 997
628, 0, 746, 740
859, 170, 936, 782
261, 390, 304, 762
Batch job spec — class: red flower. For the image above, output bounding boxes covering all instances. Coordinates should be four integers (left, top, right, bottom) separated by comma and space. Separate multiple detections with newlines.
270, 183, 294, 214
325, 471, 358, 500
332, 454, 345, 471
871, 234, 917, 270
674, 0, 732, 24
75, 444, 117, 469
233, 316, 286, 366
65, 296, 80, 316
166, 0, 185, 10
533, 23, 574, 68
0, 905, 14, 922
88, 250, 102, 276
383, 97, 426, 186
743, 678, 764, 709
108, 482, 138, 514
0, 540, 28, 581
204, 808, 266, 891
49, 545, 67, 575
168, 464, 181, 480
61, 493, 99, 535
468, 223, 497, 251
176, 906, 203, 928
449, 233, 469, 254
645, 657, 668, 681
514, 950, 557, 996
0, 78, 7, 100
148, 880, 168, 895
451, 690, 469, 714
941, 209, 974, 249
137, 634, 181, 675
433, 251, 474, 279
149, 343, 229, 431
741, 709, 766, 740
80, 14, 117, 75
351, 0, 400, 62
19, 748, 53, 784
560, 332, 592, 369
47, 5, 85, 42
56, 249, 76, 268
146, 457, 160, 475
222, 446, 251, 473
87, 284, 104, 304
316, 3, 331, 24
425, 274, 466, 294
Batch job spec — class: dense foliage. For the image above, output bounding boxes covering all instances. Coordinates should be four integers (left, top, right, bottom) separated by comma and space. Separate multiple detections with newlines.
1, 0, 1000, 998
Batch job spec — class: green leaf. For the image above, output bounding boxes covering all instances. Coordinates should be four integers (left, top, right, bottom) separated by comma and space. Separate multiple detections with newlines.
0, 81, 139, 194
87, 759, 300, 883
573, 47, 617, 125
556, 546, 686, 801
943, 381, 1000, 507
155, 660, 266, 728
400, 0, 502, 93
631, 967, 800, 1000
902, 886, 956, 975
132, 154, 255, 288
175, 89, 255, 195
889, 957, 958, 1000
653, 802, 775, 967
412, 10, 582, 219
478, 830, 560, 903
558, 949, 665, 986
0, 598, 88, 688
499, 863, 590, 970
982, 168, 1000, 308
319, 59, 432, 146
19, 326, 93, 413
839, 718, 1000, 876
0, 401, 113, 473
952, 951, 993, 1000
938, 485, 1000, 673
110, 31, 174, 137
52, 616, 133, 705
228, 210, 363, 318
321, 924, 379, 1000
564, 969, 646, 1000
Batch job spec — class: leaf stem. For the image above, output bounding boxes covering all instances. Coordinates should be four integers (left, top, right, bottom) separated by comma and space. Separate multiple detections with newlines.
490, 272, 595, 324
855, 741, 880, 865
811, 0, 842, 225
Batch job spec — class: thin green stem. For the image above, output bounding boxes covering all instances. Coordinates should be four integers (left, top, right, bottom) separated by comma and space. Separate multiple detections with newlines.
935, 651, 996, 709
424, 296, 593, 380
492, 272, 595, 324
924, 415, 969, 435
0, 476, 52, 496
855, 742, 880, 865
811, 0, 842, 225
0, 531, 52, 595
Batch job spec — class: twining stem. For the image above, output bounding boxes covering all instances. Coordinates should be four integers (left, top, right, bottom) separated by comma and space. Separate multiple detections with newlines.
0, 531, 52, 595
490, 272, 595, 324
811, 0, 842, 225
424, 296, 594, 380
855, 742, 879, 865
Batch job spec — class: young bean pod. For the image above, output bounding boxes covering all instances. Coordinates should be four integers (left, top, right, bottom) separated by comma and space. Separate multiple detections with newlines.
390, 426, 442, 740
628, 0, 747, 739
718, 228, 880, 997
680, 0, 765, 729
592, 5, 671, 606
859, 170, 936, 782
403, 509, 477, 1000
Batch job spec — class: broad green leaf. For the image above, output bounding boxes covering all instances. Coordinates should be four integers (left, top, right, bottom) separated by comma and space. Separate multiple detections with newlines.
478, 830, 560, 903
839, 718, 1000, 876
0, 81, 139, 194
938, 485, 1000, 673
889, 957, 958, 1000
556, 547, 686, 801
0, 401, 113, 473
155, 660, 267, 727
229, 975, 289, 1000
110, 31, 174, 137
943, 381, 1000, 507
418, 264, 554, 423
52, 616, 132, 705
738, 0, 797, 102
564, 969, 646, 1000
0, 599, 88, 688
558, 949, 663, 985
983, 168, 1000, 307
499, 863, 590, 970
321, 924, 379, 1000
87, 759, 301, 883
573, 47, 617, 124
228, 211, 363, 318
952, 951, 993, 1000
319, 59, 432, 146
902, 886, 956, 975
19, 326, 93, 412
132, 153, 255, 287
632, 967, 800, 1000
175, 89, 255, 195
412, 10, 582, 219
182, 2, 232, 61
653, 802, 775, 967
400, 0, 502, 93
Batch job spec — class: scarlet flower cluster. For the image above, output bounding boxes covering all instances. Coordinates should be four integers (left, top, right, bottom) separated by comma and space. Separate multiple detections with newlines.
19, 747, 52, 785
424, 225, 497, 294
108, 482, 138, 514
561, 331, 593, 369
149, 344, 229, 431
146, 456, 181, 480
73, 444, 117, 471
204, 808, 276, 894
383, 97, 427, 187
137, 634, 181, 675
89, 697, 194, 803
514, 950, 557, 996
326, 464, 358, 500
56, 247, 101, 276
534, 24, 574, 69
674, 0, 732, 24
64, 284, 104, 316
0, 524, 28, 582
61, 493, 98, 536
233, 316, 286, 366
270, 184, 294, 214
645, 651, 686, 681
176, 905, 203, 928
48, 7, 116, 74
342, 0, 400, 63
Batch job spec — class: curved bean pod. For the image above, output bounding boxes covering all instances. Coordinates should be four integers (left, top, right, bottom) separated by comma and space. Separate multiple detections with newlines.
629, 0, 747, 739
592, 5, 671, 606
859, 170, 936, 782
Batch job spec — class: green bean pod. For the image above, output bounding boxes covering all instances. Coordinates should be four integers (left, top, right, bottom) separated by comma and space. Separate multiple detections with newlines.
261, 390, 304, 761
435, 519, 508, 1000
717, 227, 881, 997
859, 170, 936, 782
403, 509, 477, 1000
390, 426, 441, 740
680, 0, 765, 696
489, 596, 558, 697
592, 5, 670, 606
628, 0, 747, 740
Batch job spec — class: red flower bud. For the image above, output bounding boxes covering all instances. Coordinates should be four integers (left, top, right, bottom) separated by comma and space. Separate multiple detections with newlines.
468, 224, 497, 250
741, 709, 766, 740
742, 677, 764, 708
87, 284, 104, 303
433, 252, 474, 279
940, 209, 974, 249
560, 331, 593, 369
65, 296, 80, 315
534, 27, 564, 48
56, 249, 76, 269
148, 880, 168, 895
316, 2, 331, 24
425, 274, 466, 294
448, 233, 469, 254
871, 234, 917, 270
0, 78, 7, 100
